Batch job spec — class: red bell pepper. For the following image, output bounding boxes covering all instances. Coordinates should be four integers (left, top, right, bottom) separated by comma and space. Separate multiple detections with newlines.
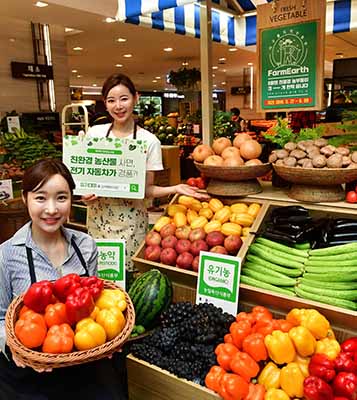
333, 372, 357, 399
53, 273, 82, 302
80, 276, 104, 300
341, 338, 357, 355
205, 365, 225, 393
23, 280, 55, 313
230, 351, 260, 382
230, 320, 252, 349
309, 353, 336, 382
235, 311, 255, 325
303, 376, 334, 400
215, 343, 239, 371
65, 287, 95, 325
242, 332, 268, 362
334, 398, 350, 400
335, 353, 357, 375
218, 372, 249, 400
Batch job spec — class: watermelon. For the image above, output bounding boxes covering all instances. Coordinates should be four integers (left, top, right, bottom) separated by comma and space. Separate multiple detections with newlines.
128, 269, 173, 329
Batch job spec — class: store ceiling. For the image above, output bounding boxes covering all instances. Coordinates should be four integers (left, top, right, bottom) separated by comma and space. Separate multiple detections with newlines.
1, 0, 357, 92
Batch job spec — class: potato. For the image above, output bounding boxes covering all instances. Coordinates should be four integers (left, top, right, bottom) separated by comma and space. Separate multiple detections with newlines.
297, 141, 308, 151
336, 147, 350, 156
302, 159, 313, 168
351, 151, 357, 163
275, 149, 289, 159
347, 162, 357, 169
269, 153, 278, 163
307, 149, 321, 160
298, 157, 309, 165
342, 155, 352, 167
275, 159, 284, 166
326, 153, 343, 168
283, 156, 297, 167
290, 149, 306, 159
312, 155, 327, 168
320, 145, 336, 157
284, 142, 297, 152
313, 138, 328, 148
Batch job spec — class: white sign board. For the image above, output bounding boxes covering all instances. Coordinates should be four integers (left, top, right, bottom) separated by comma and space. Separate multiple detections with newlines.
0, 179, 13, 201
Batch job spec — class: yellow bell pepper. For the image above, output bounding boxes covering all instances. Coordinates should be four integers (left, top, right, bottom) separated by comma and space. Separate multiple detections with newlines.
289, 325, 316, 357
95, 289, 127, 312
293, 354, 310, 378
74, 318, 106, 350
264, 388, 290, 400
90, 306, 100, 320
264, 330, 296, 365
315, 337, 341, 360
95, 307, 126, 340
287, 308, 330, 339
280, 362, 305, 398
258, 362, 281, 390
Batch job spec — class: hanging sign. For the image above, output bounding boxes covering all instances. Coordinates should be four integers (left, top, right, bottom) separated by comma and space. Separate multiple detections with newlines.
11, 62, 53, 80
0, 179, 13, 201
196, 251, 241, 316
63, 136, 147, 199
257, 0, 325, 112
96, 239, 126, 289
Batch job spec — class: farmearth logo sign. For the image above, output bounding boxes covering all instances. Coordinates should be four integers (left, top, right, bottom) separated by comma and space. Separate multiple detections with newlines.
261, 21, 317, 109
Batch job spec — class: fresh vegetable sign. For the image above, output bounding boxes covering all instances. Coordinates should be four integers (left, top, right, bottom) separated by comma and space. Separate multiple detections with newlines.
256, 0, 325, 112
63, 135, 147, 199
196, 251, 241, 315
96, 240, 125, 289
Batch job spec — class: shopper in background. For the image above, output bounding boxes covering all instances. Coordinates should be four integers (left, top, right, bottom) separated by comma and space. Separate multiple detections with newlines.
0, 158, 122, 399
84, 73, 209, 271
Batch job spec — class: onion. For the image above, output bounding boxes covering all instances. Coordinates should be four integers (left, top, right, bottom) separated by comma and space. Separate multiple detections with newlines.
239, 140, 262, 160
204, 155, 224, 166
233, 133, 252, 149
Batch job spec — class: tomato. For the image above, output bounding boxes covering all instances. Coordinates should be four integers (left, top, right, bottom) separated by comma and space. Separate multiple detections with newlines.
346, 190, 357, 203
195, 177, 207, 189
187, 177, 197, 187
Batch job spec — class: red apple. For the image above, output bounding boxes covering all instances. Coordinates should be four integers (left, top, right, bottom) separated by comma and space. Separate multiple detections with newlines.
192, 256, 200, 272
206, 231, 225, 247
210, 245, 228, 255
160, 248, 177, 266
145, 231, 161, 246
175, 225, 191, 240
190, 239, 208, 256
224, 235, 243, 255
175, 239, 192, 254
160, 223, 176, 238
176, 252, 194, 270
161, 235, 178, 249
144, 245, 161, 261
189, 227, 206, 242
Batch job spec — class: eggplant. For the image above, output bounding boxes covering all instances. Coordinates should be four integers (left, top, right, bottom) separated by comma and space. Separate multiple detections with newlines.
329, 232, 357, 240
271, 205, 309, 218
272, 215, 312, 226
262, 231, 298, 245
332, 220, 357, 233
265, 222, 302, 234
326, 240, 357, 246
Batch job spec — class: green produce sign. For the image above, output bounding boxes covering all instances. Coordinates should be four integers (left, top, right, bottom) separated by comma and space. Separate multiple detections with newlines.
261, 21, 317, 109
96, 240, 125, 288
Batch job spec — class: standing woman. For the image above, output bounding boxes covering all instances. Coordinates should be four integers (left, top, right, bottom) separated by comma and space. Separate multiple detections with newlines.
84, 73, 208, 272
0, 159, 117, 399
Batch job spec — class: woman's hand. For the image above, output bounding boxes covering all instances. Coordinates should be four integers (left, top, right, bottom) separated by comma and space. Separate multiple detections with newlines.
175, 184, 210, 200
12, 354, 52, 373
81, 194, 98, 204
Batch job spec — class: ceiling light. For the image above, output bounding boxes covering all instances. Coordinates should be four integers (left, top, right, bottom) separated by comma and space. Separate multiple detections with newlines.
222, 69, 227, 73
153, 90, 157, 93
35, 1, 48, 7
221, 82, 226, 85
152, 80, 158, 83
73, 47, 83, 51
115, 64, 123, 67
155, 76, 161, 79
248, 62, 253, 66
219, 57, 226, 61
77, 75, 82, 78
212, 66, 218, 70
92, 84, 97, 86
123, 54, 132, 58
182, 61, 189, 66
164, 47, 173, 52
336, 52, 344, 58
105, 17, 116, 23
228, 48, 237, 52
213, 84, 217, 87
9, 38, 15, 42
71, 69, 78, 73
65, 27, 75, 33
117, 37, 126, 42
212, 74, 216, 77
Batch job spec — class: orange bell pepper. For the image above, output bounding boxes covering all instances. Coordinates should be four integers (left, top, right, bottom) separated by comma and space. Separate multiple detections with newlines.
44, 302, 69, 328
230, 320, 252, 349
236, 311, 255, 325
205, 365, 225, 393
215, 343, 239, 371
224, 333, 234, 344
245, 383, 266, 400
218, 372, 249, 400
19, 305, 31, 318
253, 319, 275, 337
273, 319, 294, 333
42, 323, 74, 353
15, 310, 47, 349
251, 305, 273, 322
242, 332, 268, 362
230, 351, 260, 382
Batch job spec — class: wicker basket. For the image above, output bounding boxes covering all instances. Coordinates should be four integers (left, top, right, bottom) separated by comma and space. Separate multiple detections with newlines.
5, 281, 135, 369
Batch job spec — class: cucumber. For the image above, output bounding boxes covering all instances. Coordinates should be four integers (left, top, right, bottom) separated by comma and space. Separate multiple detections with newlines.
255, 237, 309, 258
305, 265, 357, 274
246, 255, 303, 277
299, 278, 357, 291
243, 261, 302, 278
244, 262, 300, 281
297, 283, 357, 301
295, 286, 357, 311
309, 242, 357, 256
302, 272, 357, 282
240, 275, 296, 296
242, 269, 296, 286
309, 252, 357, 262
305, 259, 357, 267
294, 242, 311, 250
249, 246, 305, 269
251, 243, 307, 264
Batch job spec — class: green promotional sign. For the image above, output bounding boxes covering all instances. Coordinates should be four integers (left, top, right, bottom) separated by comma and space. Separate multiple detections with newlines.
96, 240, 126, 288
261, 21, 317, 109
196, 251, 241, 316
63, 136, 147, 199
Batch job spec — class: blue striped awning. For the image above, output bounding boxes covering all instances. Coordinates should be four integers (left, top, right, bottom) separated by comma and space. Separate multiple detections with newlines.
116, 0, 357, 47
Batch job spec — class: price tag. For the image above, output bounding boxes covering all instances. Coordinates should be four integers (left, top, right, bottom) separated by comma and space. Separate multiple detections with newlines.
196, 251, 241, 315
95, 239, 126, 289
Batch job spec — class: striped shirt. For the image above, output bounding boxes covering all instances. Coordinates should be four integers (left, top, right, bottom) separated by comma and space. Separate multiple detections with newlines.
0, 222, 98, 355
